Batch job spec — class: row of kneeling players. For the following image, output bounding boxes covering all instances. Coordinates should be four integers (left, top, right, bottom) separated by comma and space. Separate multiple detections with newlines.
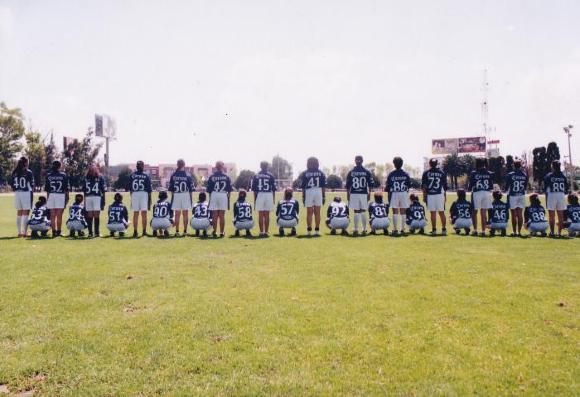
24, 188, 580, 239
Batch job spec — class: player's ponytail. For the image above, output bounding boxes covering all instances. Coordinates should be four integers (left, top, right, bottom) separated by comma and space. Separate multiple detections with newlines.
13, 156, 28, 176
457, 189, 466, 201
374, 192, 383, 203
284, 187, 293, 200
529, 193, 540, 206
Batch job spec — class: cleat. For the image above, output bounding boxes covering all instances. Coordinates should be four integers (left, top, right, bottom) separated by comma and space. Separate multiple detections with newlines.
234, 230, 240, 237
203, 230, 208, 238
471, 231, 478, 236
430, 230, 437, 236
110, 231, 115, 237
289, 228, 297, 236
152, 230, 158, 237
245, 230, 252, 237
330, 229, 336, 235
133, 231, 138, 238
341, 229, 349, 236
119, 232, 125, 237
418, 228, 425, 235
370, 230, 376, 235
279, 228, 285, 237
353, 230, 359, 236
454, 228, 460, 235
441, 228, 447, 236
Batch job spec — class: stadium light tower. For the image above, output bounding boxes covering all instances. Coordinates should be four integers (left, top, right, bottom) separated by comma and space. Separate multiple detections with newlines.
563, 125, 574, 188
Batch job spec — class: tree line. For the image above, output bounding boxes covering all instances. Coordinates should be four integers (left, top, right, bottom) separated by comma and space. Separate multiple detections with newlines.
0, 102, 102, 190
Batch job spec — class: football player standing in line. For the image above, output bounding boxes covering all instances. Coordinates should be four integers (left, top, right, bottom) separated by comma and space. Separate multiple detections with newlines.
45, 160, 69, 237
130, 160, 152, 238
83, 164, 106, 237
468, 158, 494, 236
504, 159, 528, 236
345, 155, 374, 236
11, 156, 34, 237
168, 159, 194, 236
543, 160, 569, 237
251, 161, 277, 237
421, 158, 447, 235
385, 157, 411, 235
299, 157, 326, 236
207, 161, 232, 238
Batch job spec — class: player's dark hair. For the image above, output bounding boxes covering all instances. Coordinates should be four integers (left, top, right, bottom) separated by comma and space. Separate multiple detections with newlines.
552, 160, 561, 171
374, 192, 383, 203
74, 194, 84, 204
514, 159, 522, 169
568, 194, 578, 205
457, 189, 466, 200
87, 164, 100, 178
260, 161, 269, 171
393, 157, 403, 169
409, 193, 418, 202
51, 160, 61, 172
529, 193, 541, 206
492, 190, 503, 201
13, 156, 28, 176
36, 196, 47, 208
177, 159, 185, 169
284, 187, 293, 200
114, 193, 123, 203
355, 155, 363, 165
158, 191, 168, 201
215, 161, 224, 171
238, 189, 247, 201
136, 161, 144, 172
333, 196, 341, 203
198, 192, 207, 202
429, 158, 438, 168
306, 157, 319, 171
476, 157, 487, 170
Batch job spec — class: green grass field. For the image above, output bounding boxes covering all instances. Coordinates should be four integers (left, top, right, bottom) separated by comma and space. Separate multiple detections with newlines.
0, 192, 578, 396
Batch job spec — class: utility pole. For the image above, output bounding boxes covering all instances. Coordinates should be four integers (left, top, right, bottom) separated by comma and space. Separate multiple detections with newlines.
564, 125, 574, 189
481, 69, 490, 138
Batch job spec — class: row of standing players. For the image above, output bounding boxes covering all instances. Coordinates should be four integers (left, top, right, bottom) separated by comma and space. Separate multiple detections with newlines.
9, 155, 580, 238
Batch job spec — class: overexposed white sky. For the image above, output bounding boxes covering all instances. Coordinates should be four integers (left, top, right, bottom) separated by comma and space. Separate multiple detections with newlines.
1, 0, 579, 172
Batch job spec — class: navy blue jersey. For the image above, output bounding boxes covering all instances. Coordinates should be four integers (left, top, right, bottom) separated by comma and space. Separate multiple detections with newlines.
406, 202, 426, 223
504, 170, 528, 197
83, 176, 106, 196
11, 169, 35, 192
421, 168, 447, 195
169, 170, 194, 193
108, 202, 129, 224
450, 199, 473, 222
276, 199, 299, 221
152, 201, 173, 220
130, 171, 152, 193
233, 201, 253, 222
543, 171, 569, 194
327, 202, 349, 220
193, 202, 211, 219
207, 171, 232, 193
300, 170, 326, 190
368, 202, 389, 220
45, 171, 69, 194
565, 204, 580, 223
468, 170, 494, 192
489, 200, 510, 223
386, 169, 411, 193
68, 203, 87, 224
251, 171, 276, 193
346, 166, 374, 194
29, 206, 50, 225
525, 204, 546, 223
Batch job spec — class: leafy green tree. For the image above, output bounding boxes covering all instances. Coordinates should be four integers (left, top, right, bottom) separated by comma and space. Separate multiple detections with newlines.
113, 167, 132, 190
44, 132, 59, 174
546, 142, 560, 164
488, 156, 505, 185
234, 169, 255, 190
270, 155, 293, 180
532, 146, 547, 185
62, 128, 103, 190
326, 174, 343, 189
443, 154, 462, 190
24, 131, 47, 189
0, 103, 25, 184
